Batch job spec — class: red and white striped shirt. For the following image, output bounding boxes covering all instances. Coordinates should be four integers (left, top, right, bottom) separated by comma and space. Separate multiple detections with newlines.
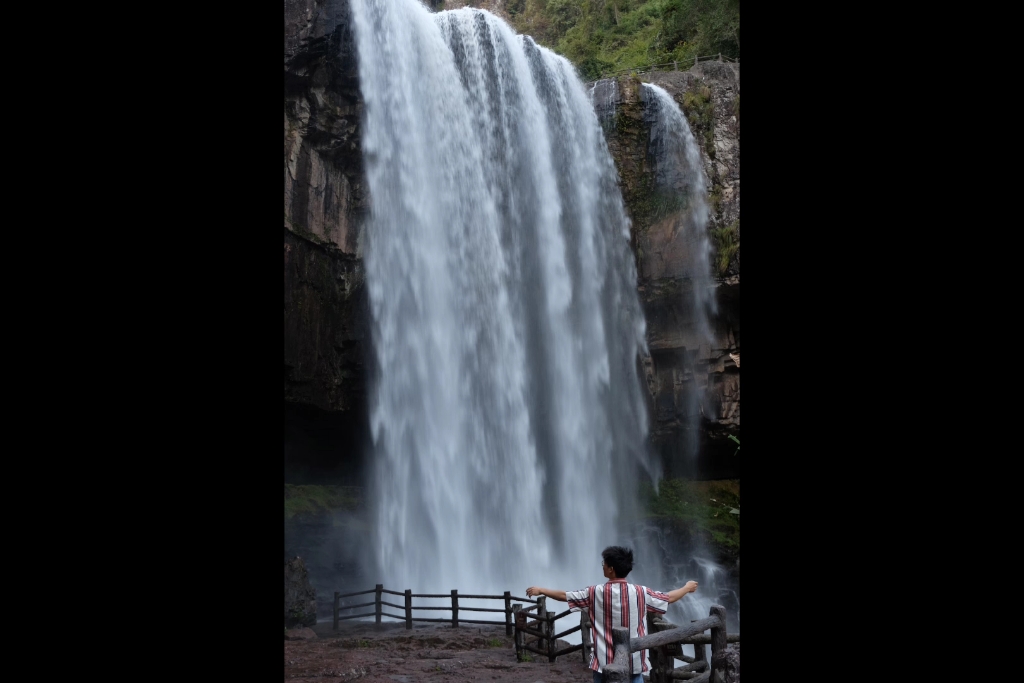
566, 579, 670, 674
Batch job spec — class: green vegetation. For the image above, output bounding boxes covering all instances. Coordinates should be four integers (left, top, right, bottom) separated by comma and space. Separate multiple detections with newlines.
501, 0, 740, 80
709, 219, 738, 275
632, 179, 688, 229
486, 637, 504, 647
640, 478, 739, 556
682, 82, 715, 158
284, 484, 362, 520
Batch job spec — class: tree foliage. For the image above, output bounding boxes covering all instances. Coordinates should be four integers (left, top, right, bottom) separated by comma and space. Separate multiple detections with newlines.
504, 0, 740, 80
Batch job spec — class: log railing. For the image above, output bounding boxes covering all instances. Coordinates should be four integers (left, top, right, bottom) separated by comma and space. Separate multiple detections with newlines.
599, 604, 739, 683
333, 587, 738, 680
333, 584, 525, 636
596, 52, 739, 81
511, 595, 593, 664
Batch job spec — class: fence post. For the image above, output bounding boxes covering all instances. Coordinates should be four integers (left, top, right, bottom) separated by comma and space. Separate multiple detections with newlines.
451, 589, 459, 628
535, 596, 547, 657
673, 60, 678, 71
547, 606, 557, 663
404, 589, 412, 630
333, 591, 339, 631
601, 627, 631, 683
375, 584, 383, 624
580, 611, 591, 665
513, 604, 524, 662
709, 604, 728, 683
693, 633, 707, 669
504, 591, 512, 636
694, 54, 698, 67
648, 643, 661, 683
718, 52, 722, 62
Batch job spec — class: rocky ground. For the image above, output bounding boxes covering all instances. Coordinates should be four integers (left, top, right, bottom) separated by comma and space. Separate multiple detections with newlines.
285, 620, 739, 682
285, 619, 594, 682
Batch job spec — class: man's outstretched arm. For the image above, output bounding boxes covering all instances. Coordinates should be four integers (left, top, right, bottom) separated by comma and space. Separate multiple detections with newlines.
665, 580, 698, 604
525, 586, 567, 601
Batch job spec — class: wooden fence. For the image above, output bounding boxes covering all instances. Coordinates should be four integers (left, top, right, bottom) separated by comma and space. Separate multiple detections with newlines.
333, 584, 526, 635
512, 595, 592, 663
333, 587, 739, 682
597, 52, 739, 80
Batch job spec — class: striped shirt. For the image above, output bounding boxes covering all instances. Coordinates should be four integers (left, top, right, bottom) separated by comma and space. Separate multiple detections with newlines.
566, 579, 670, 674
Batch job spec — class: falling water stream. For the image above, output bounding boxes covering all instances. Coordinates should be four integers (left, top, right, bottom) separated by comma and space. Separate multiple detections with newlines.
350, 0, 653, 619
640, 82, 717, 342
636, 82, 738, 634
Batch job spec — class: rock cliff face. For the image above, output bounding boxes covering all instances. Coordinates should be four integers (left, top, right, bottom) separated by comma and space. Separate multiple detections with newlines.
285, 0, 370, 463
595, 63, 740, 478
283, 3, 739, 479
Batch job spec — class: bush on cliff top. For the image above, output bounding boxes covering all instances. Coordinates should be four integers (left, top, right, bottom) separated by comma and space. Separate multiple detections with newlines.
500, 0, 740, 81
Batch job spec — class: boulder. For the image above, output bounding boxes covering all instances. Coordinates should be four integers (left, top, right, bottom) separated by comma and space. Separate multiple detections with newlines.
285, 556, 318, 628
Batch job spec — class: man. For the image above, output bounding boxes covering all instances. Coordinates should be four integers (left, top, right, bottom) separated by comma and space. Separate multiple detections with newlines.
526, 546, 698, 683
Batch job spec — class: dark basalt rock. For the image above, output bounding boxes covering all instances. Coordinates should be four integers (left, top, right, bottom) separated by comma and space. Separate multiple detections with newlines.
284, 0, 370, 423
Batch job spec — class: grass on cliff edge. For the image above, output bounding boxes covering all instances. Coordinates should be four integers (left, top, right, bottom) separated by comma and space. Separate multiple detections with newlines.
285, 485, 362, 520
639, 478, 739, 555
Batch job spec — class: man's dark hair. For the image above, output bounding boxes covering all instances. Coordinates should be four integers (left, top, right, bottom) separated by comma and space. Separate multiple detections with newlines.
602, 546, 634, 578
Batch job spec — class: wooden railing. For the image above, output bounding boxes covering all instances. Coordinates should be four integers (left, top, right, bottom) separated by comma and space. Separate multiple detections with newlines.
333, 587, 739, 680
511, 595, 592, 664
603, 604, 739, 683
597, 53, 739, 80
333, 584, 527, 635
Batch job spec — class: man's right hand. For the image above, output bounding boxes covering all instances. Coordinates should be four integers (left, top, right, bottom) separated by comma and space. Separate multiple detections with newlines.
685, 580, 698, 594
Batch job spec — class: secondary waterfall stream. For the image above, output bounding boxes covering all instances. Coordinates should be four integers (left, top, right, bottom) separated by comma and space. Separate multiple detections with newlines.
640, 82, 716, 343
636, 82, 737, 633
350, 0, 654, 609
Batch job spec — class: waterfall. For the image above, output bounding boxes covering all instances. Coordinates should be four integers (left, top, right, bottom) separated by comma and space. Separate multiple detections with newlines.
349, 0, 655, 607
641, 82, 717, 343
636, 83, 738, 633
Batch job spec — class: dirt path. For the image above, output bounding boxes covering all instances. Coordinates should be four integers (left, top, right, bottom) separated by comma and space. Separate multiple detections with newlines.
285, 620, 594, 682
284, 618, 598, 683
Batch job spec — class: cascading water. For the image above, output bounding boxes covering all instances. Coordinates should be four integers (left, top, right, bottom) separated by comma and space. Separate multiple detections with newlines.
641, 82, 717, 344
349, 0, 656, 617
635, 82, 738, 633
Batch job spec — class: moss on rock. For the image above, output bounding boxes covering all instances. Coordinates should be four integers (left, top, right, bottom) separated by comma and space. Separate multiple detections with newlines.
285, 484, 362, 520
